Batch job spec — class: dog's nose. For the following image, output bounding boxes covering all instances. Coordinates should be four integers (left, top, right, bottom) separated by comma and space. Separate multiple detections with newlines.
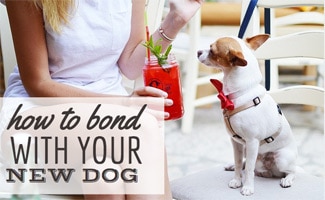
197, 50, 202, 58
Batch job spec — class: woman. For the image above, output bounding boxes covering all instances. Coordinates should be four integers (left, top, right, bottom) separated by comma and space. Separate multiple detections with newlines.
1, 0, 202, 199
3, 0, 202, 99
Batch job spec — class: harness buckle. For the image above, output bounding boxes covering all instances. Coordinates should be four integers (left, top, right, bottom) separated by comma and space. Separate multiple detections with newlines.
253, 97, 261, 106
264, 136, 275, 143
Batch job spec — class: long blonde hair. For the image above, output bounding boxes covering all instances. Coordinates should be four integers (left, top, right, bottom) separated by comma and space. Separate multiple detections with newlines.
34, 0, 75, 33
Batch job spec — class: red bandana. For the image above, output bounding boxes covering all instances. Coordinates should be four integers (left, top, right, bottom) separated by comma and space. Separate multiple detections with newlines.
210, 79, 235, 110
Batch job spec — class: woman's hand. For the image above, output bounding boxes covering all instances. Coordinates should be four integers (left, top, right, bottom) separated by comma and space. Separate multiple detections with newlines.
131, 86, 173, 119
132, 86, 173, 107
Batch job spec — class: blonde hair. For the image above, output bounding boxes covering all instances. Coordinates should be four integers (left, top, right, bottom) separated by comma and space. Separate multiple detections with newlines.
35, 0, 75, 33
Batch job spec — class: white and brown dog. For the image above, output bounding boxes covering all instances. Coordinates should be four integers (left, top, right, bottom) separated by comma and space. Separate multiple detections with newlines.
197, 34, 298, 196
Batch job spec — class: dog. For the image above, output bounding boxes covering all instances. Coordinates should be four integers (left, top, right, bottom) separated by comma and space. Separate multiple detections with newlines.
197, 34, 298, 196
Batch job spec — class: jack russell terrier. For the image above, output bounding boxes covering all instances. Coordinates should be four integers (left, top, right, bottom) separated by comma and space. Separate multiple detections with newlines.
197, 34, 298, 196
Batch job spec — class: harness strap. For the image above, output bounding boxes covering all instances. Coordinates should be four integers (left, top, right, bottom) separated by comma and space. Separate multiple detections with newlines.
224, 96, 262, 118
224, 114, 244, 142
223, 96, 281, 146
260, 129, 281, 146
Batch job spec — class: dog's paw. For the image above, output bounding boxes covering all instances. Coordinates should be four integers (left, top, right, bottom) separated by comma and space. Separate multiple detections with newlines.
280, 173, 295, 188
228, 178, 242, 189
280, 177, 293, 188
241, 185, 254, 196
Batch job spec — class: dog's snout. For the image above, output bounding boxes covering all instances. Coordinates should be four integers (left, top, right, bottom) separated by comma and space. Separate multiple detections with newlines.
197, 50, 203, 58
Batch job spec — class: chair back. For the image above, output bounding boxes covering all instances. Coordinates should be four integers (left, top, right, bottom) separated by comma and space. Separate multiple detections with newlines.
241, 0, 324, 37
240, 0, 324, 108
255, 31, 324, 108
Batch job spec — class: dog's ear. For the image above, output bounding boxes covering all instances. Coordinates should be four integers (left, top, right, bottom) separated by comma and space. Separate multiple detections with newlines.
246, 34, 270, 50
229, 49, 247, 67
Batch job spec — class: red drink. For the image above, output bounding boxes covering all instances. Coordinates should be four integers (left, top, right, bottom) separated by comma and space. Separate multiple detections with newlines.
143, 55, 184, 120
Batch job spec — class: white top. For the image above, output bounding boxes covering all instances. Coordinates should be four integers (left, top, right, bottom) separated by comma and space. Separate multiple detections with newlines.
3, 0, 132, 97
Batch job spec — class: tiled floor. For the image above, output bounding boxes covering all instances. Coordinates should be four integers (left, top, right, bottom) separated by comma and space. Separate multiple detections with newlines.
165, 104, 324, 181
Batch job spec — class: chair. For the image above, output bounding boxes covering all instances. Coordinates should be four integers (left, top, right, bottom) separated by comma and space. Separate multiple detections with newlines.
172, 7, 224, 134
274, 10, 324, 90
171, 1, 324, 199
254, 31, 324, 107
240, 0, 324, 108
241, 0, 324, 90
274, 11, 324, 96
171, 165, 323, 200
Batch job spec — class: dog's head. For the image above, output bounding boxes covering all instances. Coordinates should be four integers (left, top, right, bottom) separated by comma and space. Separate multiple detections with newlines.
197, 34, 270, 69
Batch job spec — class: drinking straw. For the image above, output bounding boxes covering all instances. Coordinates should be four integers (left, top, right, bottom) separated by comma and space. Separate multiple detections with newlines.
144, 9, 151, 61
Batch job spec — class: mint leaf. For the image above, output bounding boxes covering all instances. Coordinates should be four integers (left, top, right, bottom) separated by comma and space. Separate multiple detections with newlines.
143, 36, 172, 66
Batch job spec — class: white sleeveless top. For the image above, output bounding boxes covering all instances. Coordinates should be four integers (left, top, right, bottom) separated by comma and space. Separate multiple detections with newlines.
4, 0, 132, 97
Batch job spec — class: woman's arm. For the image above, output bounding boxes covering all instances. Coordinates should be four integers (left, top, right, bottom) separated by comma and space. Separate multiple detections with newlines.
117, 0, 147, 80
118, 0, 203, 80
